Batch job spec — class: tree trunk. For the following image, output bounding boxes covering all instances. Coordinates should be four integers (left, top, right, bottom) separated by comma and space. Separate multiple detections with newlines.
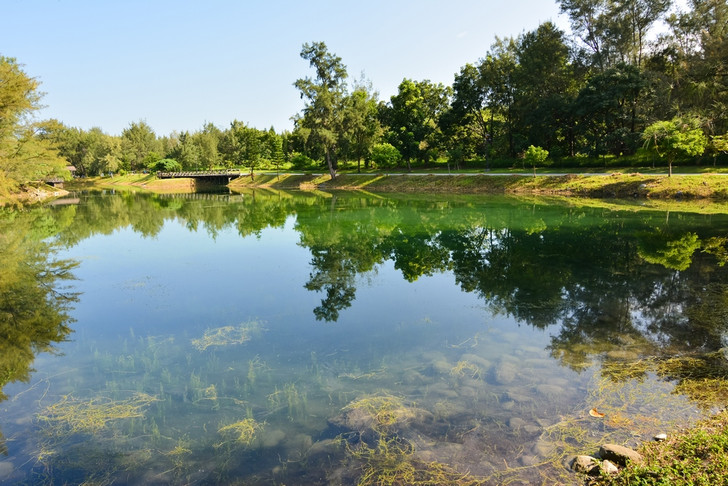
326, 150, 336, 180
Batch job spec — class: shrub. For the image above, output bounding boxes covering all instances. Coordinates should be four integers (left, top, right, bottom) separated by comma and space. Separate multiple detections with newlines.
370, 143, 402, 168
290, 152, 316, 170
148, 158, 182, 172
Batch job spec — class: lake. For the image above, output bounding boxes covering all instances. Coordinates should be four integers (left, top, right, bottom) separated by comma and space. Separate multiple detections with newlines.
1, 189, 727, 485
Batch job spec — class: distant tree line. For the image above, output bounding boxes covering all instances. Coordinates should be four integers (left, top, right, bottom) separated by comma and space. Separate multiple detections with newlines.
292, 0, 728, 177
1, 0, 726, 185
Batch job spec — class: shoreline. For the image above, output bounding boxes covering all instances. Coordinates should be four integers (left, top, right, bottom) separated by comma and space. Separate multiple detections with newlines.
0, 184, 70, 207
8, 172, 728, 209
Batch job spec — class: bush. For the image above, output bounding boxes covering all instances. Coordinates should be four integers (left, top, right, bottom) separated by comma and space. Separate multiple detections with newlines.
290, 152, 316, 170
370, 143, 402, 168
148, 158, 182, 172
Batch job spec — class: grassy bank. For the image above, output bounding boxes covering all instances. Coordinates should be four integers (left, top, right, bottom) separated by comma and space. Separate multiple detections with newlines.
76, 173, 197, 193
10, 173, 728, 211
591, 410, 728, 485
0, 182, 69, 206
228, 172, 728, 201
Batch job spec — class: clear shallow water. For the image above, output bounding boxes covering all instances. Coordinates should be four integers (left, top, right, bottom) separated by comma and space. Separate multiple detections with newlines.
1, 190, 728, 484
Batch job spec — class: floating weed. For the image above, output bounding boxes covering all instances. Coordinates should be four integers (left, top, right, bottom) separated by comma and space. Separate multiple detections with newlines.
192, 319, 265, 351
217, 418, 264, 447
36, 393, 159, 436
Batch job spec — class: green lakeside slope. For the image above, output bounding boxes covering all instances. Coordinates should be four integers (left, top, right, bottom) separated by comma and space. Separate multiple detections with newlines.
228, 172, 728, 200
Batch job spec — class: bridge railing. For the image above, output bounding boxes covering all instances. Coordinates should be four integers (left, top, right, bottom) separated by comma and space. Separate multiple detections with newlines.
157, 169, 242, 179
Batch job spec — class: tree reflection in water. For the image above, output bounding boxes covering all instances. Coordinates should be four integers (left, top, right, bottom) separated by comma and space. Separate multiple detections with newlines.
34, 191, 728, 405
0, 206, 79, 453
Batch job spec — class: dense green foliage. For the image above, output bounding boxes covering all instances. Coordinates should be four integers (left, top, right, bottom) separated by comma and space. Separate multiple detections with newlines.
0, 57, 69, 193
643, 116, 708, 175
3, 1, 726, 183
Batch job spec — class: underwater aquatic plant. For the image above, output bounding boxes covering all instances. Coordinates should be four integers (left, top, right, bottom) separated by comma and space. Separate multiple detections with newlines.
217, 418, 264, 446
342, 394, 416, 432
36, 393, 159, 436
351, 436, 486, 486
449, 361, 481, 380
192, 319, 265, 351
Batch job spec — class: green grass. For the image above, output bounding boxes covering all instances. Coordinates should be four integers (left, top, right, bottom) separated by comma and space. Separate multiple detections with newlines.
592, 410, 728, 486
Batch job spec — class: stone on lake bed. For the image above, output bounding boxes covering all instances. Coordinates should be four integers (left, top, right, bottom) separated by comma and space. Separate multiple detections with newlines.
460, 353, 492, 371
428, 382, 459, 398
457, 386, 478, 399
518, 454, 538, 466
505, 389, 533, 404
306, 438, 343, 462
0, 461, 13, 479
261, 429, 286, 448
571, 455, 600, 475
599, 444, 643, 466
602, 459, 620, 475
507, 417, 526, 429
401, 369, 427, 385
430, 359, 453, 375
494, 361, 518, 385
653, 433, 667, 441
536, 384, 563, 397
532, 439, 556, 457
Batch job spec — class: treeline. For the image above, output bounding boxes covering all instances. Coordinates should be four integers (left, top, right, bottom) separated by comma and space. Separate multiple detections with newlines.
291, 0, 728, 177
49, 121, 289, 176
1, 0, 727, 186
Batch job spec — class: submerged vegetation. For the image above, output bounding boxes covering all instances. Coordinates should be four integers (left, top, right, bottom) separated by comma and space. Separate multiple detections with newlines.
1, 192, 728, 484
217, 417, 265, 446
191, 319, 265, 351
351, 436, 486, 486
37, 393, 159, 436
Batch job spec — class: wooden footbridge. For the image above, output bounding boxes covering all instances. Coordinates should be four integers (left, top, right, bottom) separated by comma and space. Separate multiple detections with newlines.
157, 169, 243, 184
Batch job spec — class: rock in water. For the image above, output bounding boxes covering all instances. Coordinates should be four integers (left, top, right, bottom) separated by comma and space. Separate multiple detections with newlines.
493, 361, 517, 384
599, 444, 643, 466
602, 459, 620, 475
571, 455, 600, 476
0, 462, 13, 479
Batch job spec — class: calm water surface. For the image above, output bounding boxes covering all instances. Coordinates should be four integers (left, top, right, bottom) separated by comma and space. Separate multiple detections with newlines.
1, 190, 728, 485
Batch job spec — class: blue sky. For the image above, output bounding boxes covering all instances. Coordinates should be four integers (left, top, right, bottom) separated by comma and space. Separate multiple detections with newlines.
3, 1, 572, 136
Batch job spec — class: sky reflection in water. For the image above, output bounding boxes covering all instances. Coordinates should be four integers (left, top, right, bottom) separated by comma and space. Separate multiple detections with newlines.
1, 191, 727, 484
